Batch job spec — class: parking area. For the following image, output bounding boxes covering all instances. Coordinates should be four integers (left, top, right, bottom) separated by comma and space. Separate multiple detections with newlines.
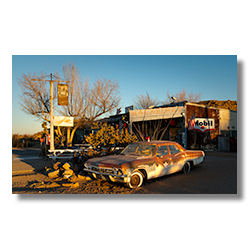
142, 151, 237, 194
12, 147, 237, 194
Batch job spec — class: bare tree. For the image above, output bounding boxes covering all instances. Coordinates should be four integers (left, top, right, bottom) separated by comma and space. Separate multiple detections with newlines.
134, 91, 160, 109
18, 62, 121, 146
57, 63, 121, 145
165, 88, 202, 103
18, 72, 52, 122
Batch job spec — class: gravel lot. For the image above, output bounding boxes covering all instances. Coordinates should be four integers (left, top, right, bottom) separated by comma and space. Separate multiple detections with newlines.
12, 149, 237, 194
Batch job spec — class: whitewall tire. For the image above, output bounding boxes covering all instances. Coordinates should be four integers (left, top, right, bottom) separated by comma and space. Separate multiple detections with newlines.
127, 171, 144, 189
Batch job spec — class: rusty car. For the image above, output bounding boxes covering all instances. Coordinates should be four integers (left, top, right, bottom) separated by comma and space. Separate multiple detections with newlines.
83, 141, 205, 188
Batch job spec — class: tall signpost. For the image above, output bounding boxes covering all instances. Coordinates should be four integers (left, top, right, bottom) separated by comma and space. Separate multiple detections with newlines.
32, 73, 69, 151
50, 73, 54, 150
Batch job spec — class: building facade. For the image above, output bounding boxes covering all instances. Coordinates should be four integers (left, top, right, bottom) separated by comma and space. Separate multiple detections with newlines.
128, 102, 237, 151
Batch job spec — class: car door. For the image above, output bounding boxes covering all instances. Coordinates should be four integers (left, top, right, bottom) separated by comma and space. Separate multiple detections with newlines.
167, 144, 186, 174
153, 145, 173, 178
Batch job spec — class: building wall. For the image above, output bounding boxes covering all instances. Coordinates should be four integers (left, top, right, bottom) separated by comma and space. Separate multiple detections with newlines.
186, 104, 219, 150
128, 102, 236, 152
218, 109, 237, 152
129, 106, 185, 123
219, 109, 237, 135
129, 105, 186, 142
218, 136, 231, 151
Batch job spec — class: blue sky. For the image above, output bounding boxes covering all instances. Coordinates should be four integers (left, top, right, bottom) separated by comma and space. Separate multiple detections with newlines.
12, 55, 237, 134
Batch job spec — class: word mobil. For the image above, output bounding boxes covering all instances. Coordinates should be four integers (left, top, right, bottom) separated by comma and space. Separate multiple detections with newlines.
194, 118, 215, 132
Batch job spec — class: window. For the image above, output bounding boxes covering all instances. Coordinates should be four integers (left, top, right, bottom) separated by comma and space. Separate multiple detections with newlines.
168, 144, 180, 155
156, 145, 169, 156
121, 143, 156, 156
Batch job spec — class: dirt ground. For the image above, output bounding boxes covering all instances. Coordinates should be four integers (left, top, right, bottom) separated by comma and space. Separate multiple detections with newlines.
12, 152, 237, 194
12, 170, 151, 194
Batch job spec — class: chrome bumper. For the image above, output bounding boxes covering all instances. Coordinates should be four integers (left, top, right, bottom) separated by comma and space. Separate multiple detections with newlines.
83, 168, 128, 178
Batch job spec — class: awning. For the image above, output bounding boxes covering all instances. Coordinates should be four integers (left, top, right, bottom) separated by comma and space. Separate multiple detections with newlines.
129, 106, 186, 123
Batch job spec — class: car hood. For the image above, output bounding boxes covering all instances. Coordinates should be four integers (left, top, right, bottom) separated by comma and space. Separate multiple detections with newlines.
86, 154, 154, 169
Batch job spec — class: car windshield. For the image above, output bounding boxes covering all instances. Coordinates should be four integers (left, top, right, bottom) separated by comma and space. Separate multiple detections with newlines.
121, 143, 156, 157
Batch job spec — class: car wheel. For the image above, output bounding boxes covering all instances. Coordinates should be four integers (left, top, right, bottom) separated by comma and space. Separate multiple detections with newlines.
183, 162, 191, 173
127, 171, 144, 188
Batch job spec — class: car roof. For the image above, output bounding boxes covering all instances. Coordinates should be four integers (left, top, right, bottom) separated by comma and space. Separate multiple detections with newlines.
133, 140, 179, 145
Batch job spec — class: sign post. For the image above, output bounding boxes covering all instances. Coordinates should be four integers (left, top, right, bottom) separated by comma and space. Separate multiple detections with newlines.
54, 116, 74, 127
58, 84, 69, 105
32, 73, 70, 151
50, 75, 54, 150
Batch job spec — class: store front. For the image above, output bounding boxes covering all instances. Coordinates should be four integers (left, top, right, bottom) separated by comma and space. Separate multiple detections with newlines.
129, 102, 220, 150
129, 103, 186, 146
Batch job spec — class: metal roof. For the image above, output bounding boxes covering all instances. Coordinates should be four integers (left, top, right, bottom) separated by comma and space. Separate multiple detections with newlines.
133, 140, 180, 145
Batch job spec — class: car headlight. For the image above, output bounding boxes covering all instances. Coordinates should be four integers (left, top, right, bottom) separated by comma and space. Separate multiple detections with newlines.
117, 169, 123, 176
85, 163, 92, 169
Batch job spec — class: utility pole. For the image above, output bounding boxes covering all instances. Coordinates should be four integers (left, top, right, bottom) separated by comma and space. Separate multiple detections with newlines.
32, 73, 69, 151
49, 73, 54, 150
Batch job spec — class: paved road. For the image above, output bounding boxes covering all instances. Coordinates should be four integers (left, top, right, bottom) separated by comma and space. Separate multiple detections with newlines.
12, 147, 50, 172
141, 151, 237, 194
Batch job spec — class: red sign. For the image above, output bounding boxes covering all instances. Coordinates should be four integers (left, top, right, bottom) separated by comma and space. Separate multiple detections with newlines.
170, 120, 176, 126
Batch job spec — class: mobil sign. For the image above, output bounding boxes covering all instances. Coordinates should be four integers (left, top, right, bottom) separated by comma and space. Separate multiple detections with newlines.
193, 118, 215, 132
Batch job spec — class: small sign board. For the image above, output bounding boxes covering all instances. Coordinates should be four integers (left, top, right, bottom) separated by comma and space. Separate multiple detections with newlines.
54, 116, 73, 127
58, 84, 69, 105
193, 118, 215, 132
